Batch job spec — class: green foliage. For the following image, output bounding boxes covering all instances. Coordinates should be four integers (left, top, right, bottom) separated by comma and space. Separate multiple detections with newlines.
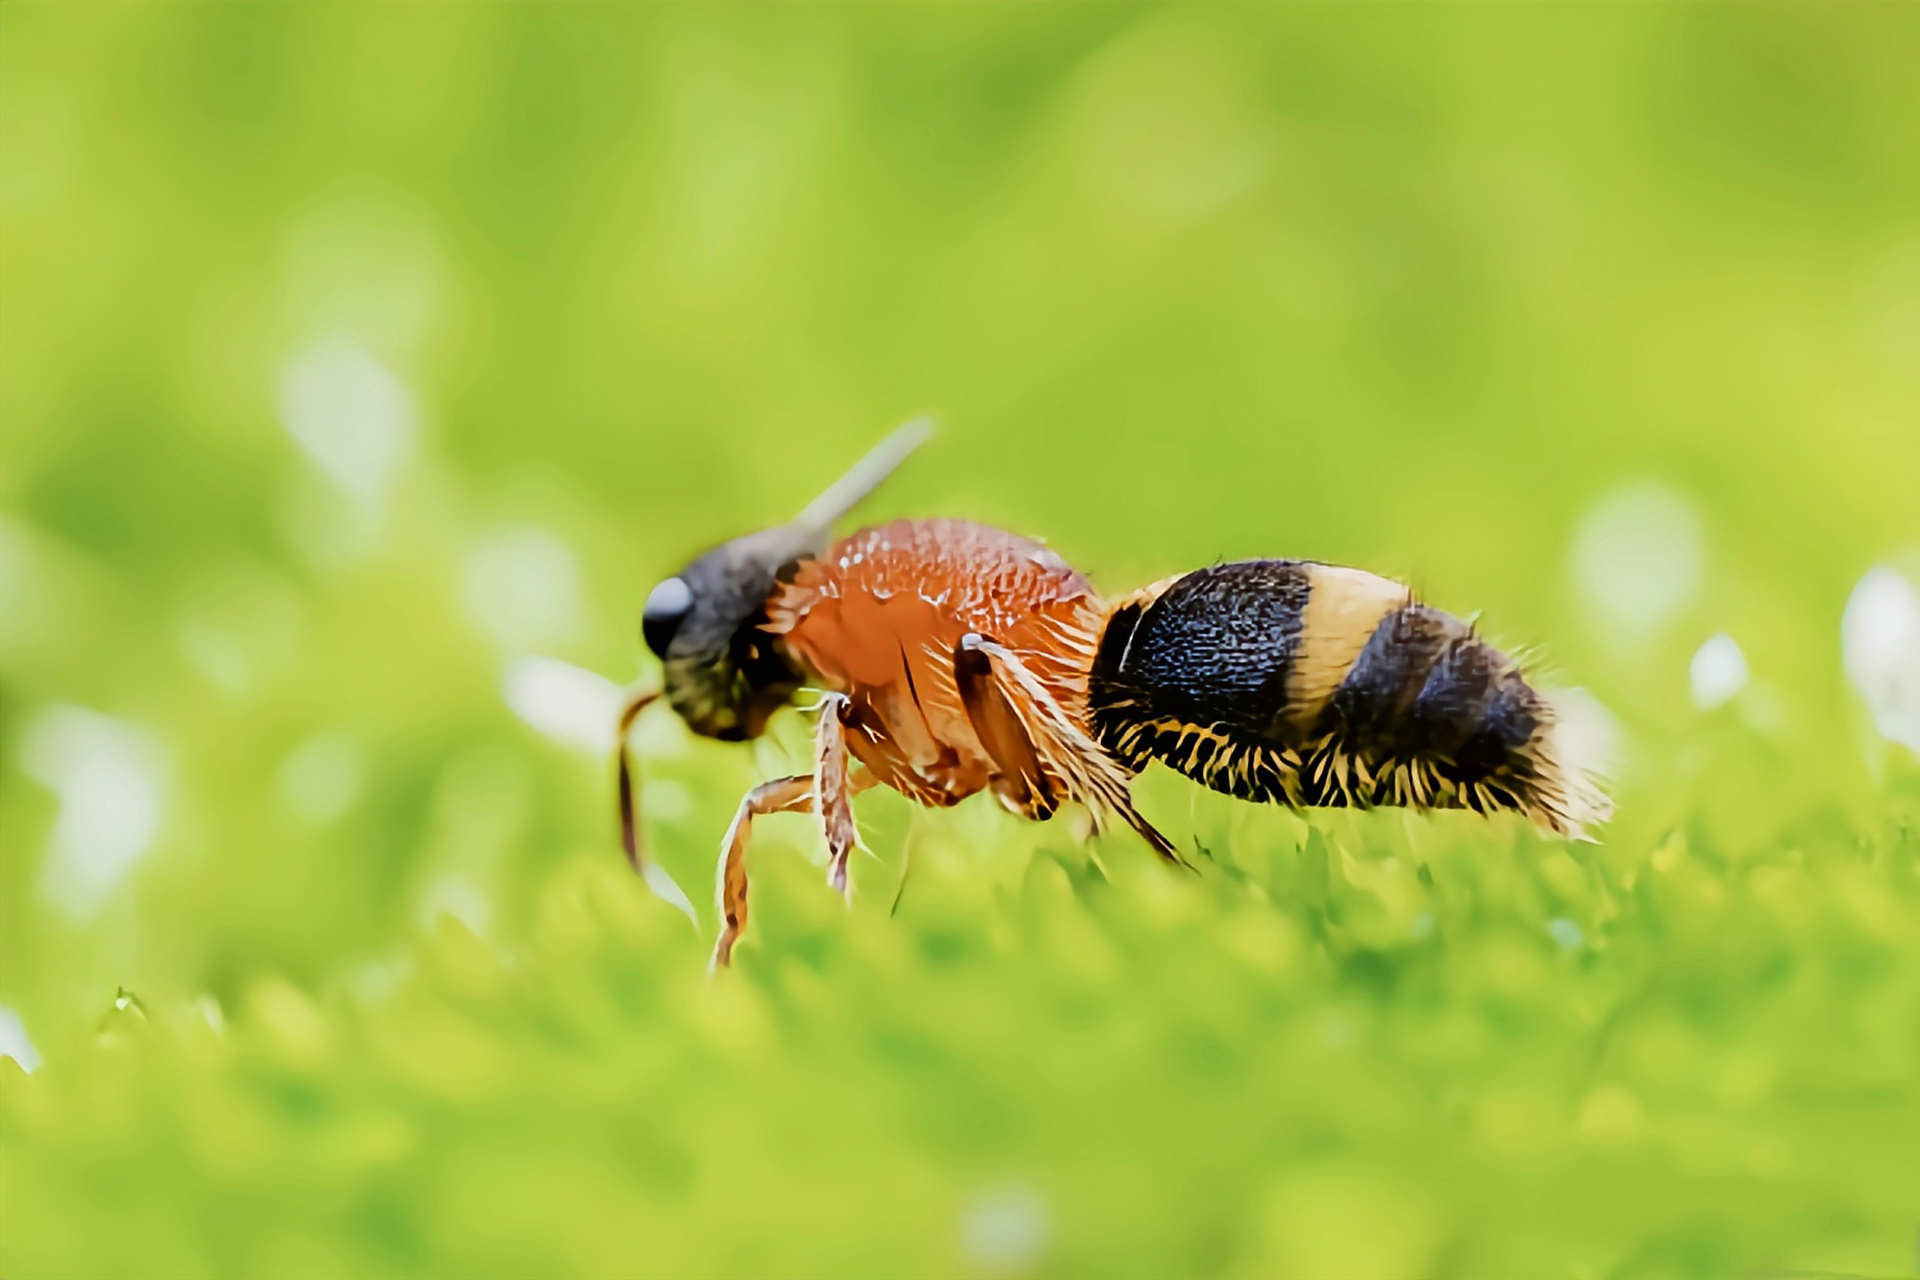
4, 5, 1919, 1277
6, 797, 1920, 1278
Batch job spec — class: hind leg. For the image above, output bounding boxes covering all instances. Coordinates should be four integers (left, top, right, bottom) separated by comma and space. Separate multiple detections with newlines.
952, 633, 1184, 867
951, 638, 1061, 821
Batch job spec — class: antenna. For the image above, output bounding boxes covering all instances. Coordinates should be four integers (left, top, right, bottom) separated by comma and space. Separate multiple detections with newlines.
793, 417, 935, 536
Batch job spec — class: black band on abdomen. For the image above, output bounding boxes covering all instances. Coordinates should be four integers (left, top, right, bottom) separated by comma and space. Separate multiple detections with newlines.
1092, 560, 1313, 746
1088, 561, 1573, 828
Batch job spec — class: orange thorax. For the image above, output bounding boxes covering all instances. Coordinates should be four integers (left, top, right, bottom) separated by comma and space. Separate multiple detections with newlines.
766, 519, 1103, 806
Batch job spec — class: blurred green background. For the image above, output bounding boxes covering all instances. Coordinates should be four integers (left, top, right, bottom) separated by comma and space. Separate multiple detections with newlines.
4, 4, 1919, 1277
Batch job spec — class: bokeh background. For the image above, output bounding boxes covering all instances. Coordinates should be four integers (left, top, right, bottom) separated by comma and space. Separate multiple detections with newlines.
4, 5, 1919, 1278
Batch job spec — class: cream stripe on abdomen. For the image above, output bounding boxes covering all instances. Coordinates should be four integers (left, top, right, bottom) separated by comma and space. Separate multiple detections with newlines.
1284, 564, 1411, 734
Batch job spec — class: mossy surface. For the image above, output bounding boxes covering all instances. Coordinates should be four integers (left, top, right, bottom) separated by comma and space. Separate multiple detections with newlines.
4, 5, 1919, 1276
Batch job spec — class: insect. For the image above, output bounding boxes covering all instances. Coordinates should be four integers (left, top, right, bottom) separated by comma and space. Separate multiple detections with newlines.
618, 421, 1610, 968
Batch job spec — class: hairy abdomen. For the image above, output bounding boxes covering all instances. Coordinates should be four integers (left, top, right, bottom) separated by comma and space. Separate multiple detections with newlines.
1087, 561, 1609, 836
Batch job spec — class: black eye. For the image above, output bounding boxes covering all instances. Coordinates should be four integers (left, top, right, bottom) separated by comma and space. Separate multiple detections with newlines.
642, 577, 694, 658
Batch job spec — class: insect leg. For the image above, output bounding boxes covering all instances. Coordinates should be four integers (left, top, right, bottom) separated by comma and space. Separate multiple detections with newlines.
952, 633, 1187, 869
953, 638, 1060, 820
614, 689, 662, 873
815, 693, 859, 900
711, 760, 878, 970
712, 774, 813, 970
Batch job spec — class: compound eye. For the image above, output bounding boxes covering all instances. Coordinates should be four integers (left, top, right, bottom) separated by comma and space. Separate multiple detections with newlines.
642, 576, 694, 658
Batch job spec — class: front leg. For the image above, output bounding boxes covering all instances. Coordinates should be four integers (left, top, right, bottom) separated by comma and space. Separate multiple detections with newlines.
713, 774, 814, 971
711, 708, 875, 970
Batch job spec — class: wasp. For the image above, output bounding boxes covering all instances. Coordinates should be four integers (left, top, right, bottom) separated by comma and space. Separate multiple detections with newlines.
618, 422, 1610, 967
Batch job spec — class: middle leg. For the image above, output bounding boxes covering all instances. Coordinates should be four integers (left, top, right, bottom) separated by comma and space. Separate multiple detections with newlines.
815, 692, 861, 899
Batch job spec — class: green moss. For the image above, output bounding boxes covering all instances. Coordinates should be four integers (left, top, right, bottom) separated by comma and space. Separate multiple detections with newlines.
5, 4, 1920, 1276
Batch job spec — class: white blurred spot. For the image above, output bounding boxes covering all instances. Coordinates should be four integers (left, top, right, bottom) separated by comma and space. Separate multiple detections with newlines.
643, 864, 698, 923
194, 994, 227, 1035
1571, 484, 1704, 645
0, 1007, 41, 1073
503, 656, 624, 755
1843, 566, 1920, 753
278, 339, 417, 511
959, 1184, 1051, 1276
278, 732, 364, 825
419, 873, 491, 936
22, 706, 166, 922
1689, 633, 1750, 711
460, 527, 584, 653
1551, 688, 1621, 781
1546, 917, 1585, 950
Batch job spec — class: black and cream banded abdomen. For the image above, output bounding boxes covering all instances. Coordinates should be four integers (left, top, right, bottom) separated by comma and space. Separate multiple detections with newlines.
1087, 561, 1609, 836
